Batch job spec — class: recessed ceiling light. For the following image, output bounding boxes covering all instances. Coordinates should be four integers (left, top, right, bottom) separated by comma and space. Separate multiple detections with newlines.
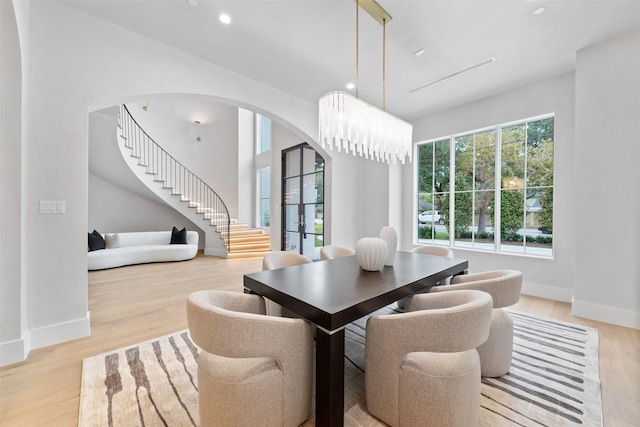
346, 83, 355, 90
533, 6, 545, 15
413, 48, 426, 57
219, 14, 231, 24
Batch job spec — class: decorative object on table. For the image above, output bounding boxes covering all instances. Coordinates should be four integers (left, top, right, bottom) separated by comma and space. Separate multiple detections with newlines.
79, 309, 602, 427
379, 226, 397, 266
355, 237, 388, 271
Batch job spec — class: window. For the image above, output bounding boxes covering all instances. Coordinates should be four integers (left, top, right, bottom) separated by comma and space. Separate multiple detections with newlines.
258, 168, 270, 227
416, 115, 554, 257
256, 114, 271, 153
416, 138, 449, 244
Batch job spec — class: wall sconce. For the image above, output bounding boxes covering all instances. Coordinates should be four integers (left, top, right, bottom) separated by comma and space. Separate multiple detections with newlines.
194, 120, 201, 142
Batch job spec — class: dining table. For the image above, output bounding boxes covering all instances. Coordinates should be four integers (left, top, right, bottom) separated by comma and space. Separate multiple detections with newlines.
243, 250, 468, 427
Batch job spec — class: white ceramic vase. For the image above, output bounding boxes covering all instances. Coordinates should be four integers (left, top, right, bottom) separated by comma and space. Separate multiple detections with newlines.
355, 237, 388, 271
379, 226, 398, 266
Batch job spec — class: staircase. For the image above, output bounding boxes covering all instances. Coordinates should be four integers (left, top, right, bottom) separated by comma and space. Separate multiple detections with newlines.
226, 224, 272, 259
117, 104, 270, 259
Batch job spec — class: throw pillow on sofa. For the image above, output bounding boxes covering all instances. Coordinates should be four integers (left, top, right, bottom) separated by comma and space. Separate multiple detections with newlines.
105, 233, 120, 249
88, 230, 106, 251
170, 226, 187, 244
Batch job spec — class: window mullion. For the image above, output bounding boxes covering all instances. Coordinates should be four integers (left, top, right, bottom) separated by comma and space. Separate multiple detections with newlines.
495, 125, 502, 253
523, 122, 529, 253
449, 136, 455, 247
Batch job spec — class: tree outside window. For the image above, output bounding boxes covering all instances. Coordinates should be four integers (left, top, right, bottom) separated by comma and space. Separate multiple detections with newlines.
416, 115, 554, 257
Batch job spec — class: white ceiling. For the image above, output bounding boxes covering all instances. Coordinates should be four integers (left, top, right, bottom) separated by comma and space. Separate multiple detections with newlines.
58, 0, 640, 120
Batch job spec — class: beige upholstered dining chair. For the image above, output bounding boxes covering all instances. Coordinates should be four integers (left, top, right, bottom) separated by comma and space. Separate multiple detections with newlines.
410, 244, 455, 258
426, 269, 523, 377
396, 245, 455, 309
319, 245, 355, 260
365, 290, 493, 427
262, 251, 313, 317
262, 250, 312, 271
187, 290, 314, 427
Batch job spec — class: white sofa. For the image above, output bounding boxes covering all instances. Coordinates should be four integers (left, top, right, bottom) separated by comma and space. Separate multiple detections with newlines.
88, 231, 198, 270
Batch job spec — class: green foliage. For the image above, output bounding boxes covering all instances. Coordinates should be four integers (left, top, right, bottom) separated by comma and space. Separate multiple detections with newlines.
416, 117, 554, 246
417, 225, 449, 241
454, 190, 472, 238
537, 188, 553, 234
501, 190, 524, 236
418, 225, 433, 240
528, 235, 553, 245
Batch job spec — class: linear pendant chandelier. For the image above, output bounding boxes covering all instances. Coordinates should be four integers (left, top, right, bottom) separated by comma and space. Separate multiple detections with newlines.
319, 0, 413, 164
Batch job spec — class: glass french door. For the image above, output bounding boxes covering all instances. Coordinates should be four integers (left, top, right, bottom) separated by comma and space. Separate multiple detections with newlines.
281, 143, 325, 260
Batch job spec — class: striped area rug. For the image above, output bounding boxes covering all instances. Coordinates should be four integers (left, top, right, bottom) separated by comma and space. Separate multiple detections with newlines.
79, 310, 601, 426
480, 311, 602, 426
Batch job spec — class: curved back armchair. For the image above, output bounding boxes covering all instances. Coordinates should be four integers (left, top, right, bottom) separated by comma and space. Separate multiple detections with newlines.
187, 290, 314, 427
262, 251, 312, 270
410, 245, 454, 258
396, 245, 455, 309
428, 269, 523, 377
261, 251, 312, 317
319, 245, 355, 260
365, 290, 493, 427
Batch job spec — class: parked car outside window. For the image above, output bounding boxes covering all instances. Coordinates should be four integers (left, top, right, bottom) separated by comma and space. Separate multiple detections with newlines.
418, 210, 445, 225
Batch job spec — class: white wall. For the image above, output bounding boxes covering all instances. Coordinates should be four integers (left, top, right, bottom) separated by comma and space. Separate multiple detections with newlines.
573, 29, 640, 328
321, 150, 391, 248
1, 0, 325, 364
405, 73, 577, 302
237, 109, 255, 226
124, 98, 240, 219
89, 173, 205, 249
269, 121, 305, 250
0, 0, 26, 365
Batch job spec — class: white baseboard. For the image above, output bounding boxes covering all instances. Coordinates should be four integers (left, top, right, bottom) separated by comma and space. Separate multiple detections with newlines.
1, 312, 91, 366
29, 311, 91, 350
0, 334, 30, 367
571, 299, 640, 330
521, 281, 574, 302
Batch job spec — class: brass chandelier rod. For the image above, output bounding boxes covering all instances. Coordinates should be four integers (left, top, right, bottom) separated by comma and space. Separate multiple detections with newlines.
356, 0, 359, 98
354, 0, 392, 110
383, 17, 386, 111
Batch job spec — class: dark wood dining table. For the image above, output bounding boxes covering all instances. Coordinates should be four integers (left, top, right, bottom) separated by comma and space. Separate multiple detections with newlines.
243, 250, 468, 427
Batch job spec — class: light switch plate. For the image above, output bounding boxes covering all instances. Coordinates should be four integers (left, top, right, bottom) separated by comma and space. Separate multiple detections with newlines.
40, 201, 65, 214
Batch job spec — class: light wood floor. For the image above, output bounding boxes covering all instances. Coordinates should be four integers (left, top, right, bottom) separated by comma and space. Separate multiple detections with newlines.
1, 254, 638, 426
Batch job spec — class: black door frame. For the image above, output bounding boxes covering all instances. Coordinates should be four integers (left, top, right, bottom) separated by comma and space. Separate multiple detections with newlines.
281, 142, 325, 259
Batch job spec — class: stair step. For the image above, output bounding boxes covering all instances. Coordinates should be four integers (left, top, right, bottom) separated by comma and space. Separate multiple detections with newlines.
230, 235, 270, 244
229, 242, 271, 252
221, 229, 266, 238
230, 223, 249, 230
204, 213, 230, 219
226, 250, 271, 260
